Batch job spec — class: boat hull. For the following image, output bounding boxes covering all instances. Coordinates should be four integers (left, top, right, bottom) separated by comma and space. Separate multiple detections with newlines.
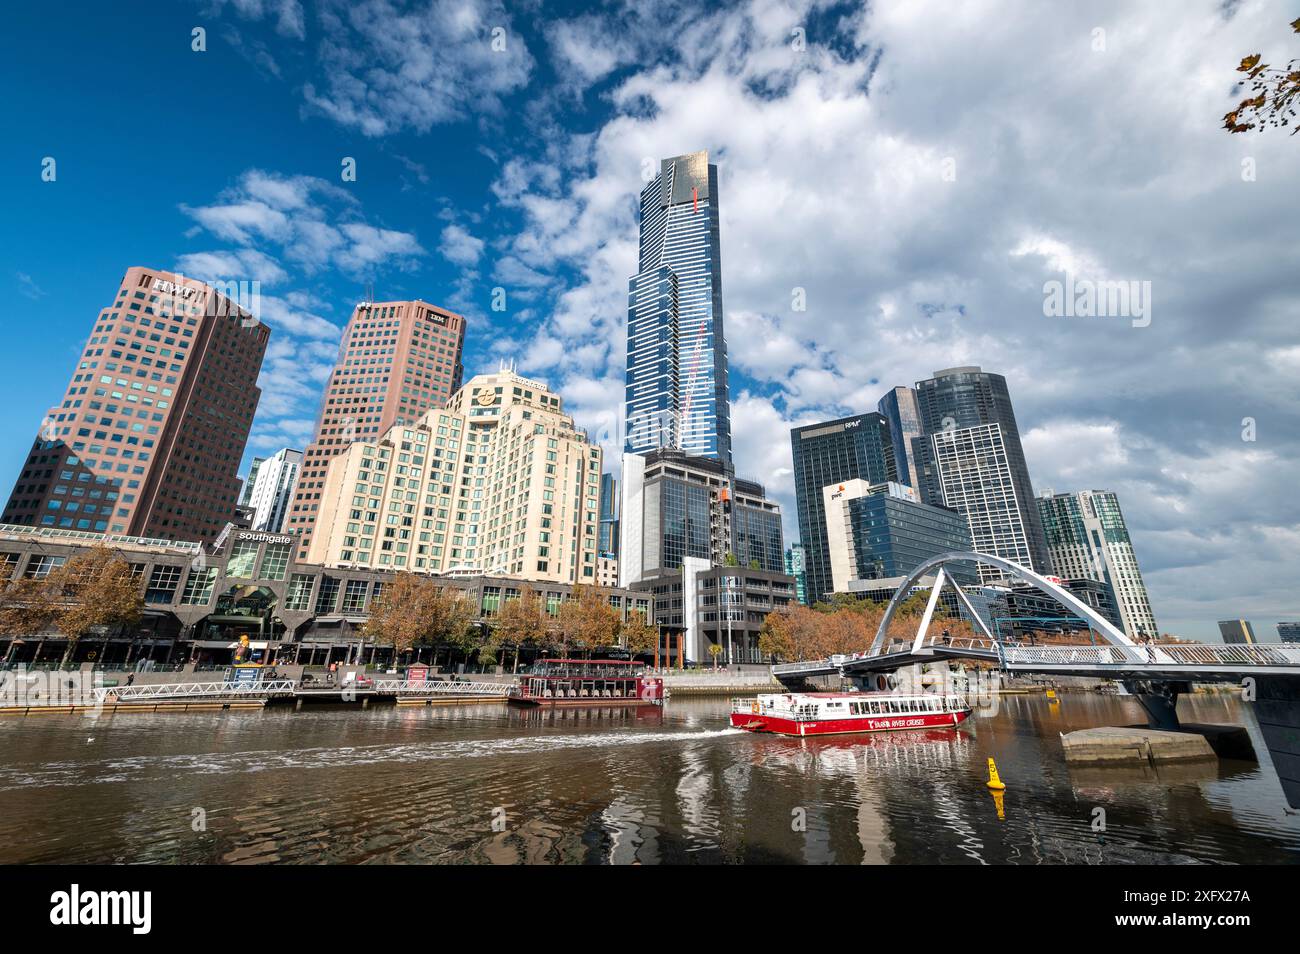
730, 708, 970, 736
509, 696, 662, 708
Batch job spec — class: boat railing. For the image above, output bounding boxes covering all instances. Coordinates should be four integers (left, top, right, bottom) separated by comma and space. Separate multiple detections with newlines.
732, 693, 969, 721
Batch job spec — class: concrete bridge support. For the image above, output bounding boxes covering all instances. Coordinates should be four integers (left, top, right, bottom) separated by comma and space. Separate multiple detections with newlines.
1122, 680, 1192, 731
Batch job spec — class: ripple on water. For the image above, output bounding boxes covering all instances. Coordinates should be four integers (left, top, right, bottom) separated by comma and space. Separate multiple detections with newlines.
1, 698, 1298, 864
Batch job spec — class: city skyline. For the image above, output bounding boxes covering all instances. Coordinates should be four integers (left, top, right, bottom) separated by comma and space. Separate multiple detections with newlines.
3, 1, 1299, 640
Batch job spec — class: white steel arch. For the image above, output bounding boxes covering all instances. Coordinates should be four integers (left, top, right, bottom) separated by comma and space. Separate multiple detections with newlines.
867, 551, 1139, 658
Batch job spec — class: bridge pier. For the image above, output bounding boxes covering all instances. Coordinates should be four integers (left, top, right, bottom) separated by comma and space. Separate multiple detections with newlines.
1248, 676, 1300, 810
1122, 680, 1192, 731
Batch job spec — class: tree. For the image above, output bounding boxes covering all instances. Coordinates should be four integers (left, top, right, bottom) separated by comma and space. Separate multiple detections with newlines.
724, 552, 739, 566
619, 609, 658, 661
0, 576, 58, 655
363, 572, 437, 662
759, 605, 825, 661
708, 642, 723, 669
363, 574, 475, 667
493, 586, 549, 670
51, 547, 143, 666
425, 587, 478, 663
1224, 19, 1300, 136
556, 583, 621, 656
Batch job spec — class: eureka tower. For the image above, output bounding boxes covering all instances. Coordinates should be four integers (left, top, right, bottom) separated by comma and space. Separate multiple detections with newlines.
624, 151, 732, 467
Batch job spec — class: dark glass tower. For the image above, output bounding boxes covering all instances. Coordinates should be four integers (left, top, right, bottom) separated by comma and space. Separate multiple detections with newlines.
912, 366, 1051, 575
598, 472, 620, 557
624, 151, 732, 466
790, 413, 894, 604
877, 386, 923, 489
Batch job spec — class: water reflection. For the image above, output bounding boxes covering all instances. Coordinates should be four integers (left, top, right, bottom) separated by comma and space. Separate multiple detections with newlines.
0, 693, 1296, 864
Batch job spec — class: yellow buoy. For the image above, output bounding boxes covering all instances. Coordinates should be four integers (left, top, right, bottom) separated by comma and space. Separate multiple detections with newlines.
986, 756, 1007, 791
1045, 688, 1057, 700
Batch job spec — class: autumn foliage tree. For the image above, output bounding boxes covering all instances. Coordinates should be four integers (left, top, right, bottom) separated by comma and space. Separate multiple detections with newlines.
0, 577, 58, 649
363, 573, 476, 665
491, 586, 552, 670
0, 546, 143, 666
618, 608, 658, 661
759, 591, 978, 662
1224, 18, 1300, 136
556, 583, 621, 656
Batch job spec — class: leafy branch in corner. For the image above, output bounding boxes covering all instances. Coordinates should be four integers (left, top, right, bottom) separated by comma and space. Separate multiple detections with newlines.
1223, 18, 1300, 135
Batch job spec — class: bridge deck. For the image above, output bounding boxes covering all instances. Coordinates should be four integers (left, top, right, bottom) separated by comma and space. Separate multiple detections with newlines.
773, 638, 1300, 683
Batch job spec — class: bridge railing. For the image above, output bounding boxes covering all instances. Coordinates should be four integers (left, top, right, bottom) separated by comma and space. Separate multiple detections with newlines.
1001, 646, 1132, 666
1148, 643, 1300, 667
773, 639, 1300, 678
95, 680, 297, 701
373, 679, 510, 696
770, 660, 839, 675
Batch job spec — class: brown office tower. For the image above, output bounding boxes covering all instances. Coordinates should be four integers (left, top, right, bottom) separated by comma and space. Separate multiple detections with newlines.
285, 299, 466, 558
2, 267, 269, 542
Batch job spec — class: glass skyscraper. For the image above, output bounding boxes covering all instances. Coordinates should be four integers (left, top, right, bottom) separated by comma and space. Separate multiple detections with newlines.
912, 366, 1052, 577
598, 472, 619, 557
877, 386, 923, 490
790, 413, 895, 605
784, 543, 808, 605
1037, 490, 1158, 639
624, 151, 732, 466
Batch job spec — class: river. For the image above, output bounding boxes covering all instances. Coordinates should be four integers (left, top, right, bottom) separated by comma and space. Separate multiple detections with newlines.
1, 692, 1297, 864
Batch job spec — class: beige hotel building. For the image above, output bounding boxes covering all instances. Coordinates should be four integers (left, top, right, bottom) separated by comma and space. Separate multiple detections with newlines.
306, 368, 602, 585
285, 298, 466, 559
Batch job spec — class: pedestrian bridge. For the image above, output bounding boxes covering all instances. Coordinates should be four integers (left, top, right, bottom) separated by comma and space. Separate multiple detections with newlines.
772, 634, 1300, 682
773, 550, 1300, 684
770, 551, 1300, 810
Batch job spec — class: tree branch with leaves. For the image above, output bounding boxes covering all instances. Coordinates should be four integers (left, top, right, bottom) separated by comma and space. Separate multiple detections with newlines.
1224, 18, 1300, 135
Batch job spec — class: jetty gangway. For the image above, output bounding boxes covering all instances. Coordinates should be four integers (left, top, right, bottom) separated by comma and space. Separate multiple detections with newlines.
94, 680, 298, 702
373, 679, 509, 698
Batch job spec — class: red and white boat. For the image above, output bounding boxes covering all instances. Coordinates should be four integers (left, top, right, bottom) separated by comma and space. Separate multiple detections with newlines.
730, 692, 971, 737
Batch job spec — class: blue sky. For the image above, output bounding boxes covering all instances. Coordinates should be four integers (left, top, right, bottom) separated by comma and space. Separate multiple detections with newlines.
2, 0, 1299, 641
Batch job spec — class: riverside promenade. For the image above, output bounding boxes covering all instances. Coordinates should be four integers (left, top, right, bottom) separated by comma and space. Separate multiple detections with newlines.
0, 663, 784, 714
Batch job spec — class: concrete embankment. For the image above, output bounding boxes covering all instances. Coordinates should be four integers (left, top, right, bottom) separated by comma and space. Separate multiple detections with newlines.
1061, 724, 1255, 764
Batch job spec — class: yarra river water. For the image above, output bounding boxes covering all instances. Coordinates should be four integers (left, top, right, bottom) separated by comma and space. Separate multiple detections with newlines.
1, 693, 1298, 864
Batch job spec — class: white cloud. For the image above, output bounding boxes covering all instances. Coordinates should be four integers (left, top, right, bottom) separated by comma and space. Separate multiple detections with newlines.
182, 169, 424, 277
439, 224, 485, 267
480, 0, 1300, 640
301, 0, 535, 136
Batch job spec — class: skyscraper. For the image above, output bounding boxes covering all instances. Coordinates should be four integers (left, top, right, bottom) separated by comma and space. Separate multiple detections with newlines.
618, 449, 783, 586
823, 480, 974, 593
790, 413, 895, 605
624, 151, 731, 466
1037, 489, 1158, 639
285, 298, 465, 558
598, 472, 620, 557
1218, 619, 1257, 645
877, 386, 923, 490
243, 447, 303, 534
784, 543, 808, 605
913, 366, 1051, 577
239, 457, 264, 507
2, 267, 268, 542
